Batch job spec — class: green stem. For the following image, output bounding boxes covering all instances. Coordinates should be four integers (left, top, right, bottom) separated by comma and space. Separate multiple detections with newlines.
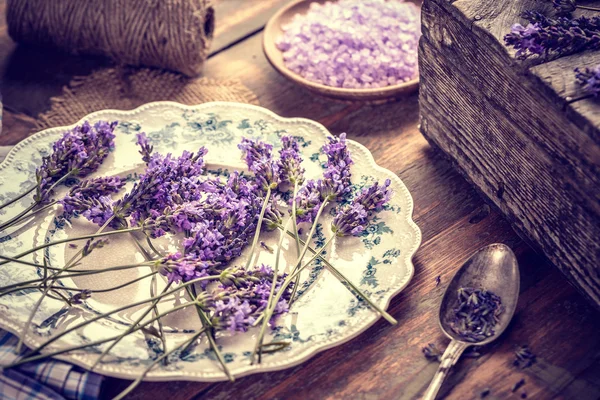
90, 282, 173, 371
131, 230, 168, 364
250, 217, 291, 360
281, 226, 397, 325
1, 172, 73, 232
0, 185, 37, 211
14, 216, 114, 353
113, 328, 207, 400
17, 284, 54, 352
251, 235, 334, 364
185, 286, 234, 382
0, 227, 142, 267
145, 236, 165, 258
21, 275, 220, 358
291, 181, 301, 258
0, 202, 39, 232
0, 263, 154, 294
577, 5, 600, 11
0, 271, 159, 299
245, 187, 272, 270
10, 301, 196, 368
2, 200, 59, 229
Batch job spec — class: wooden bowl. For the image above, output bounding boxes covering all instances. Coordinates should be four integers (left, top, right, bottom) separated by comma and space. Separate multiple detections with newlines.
263, 0, 420, 102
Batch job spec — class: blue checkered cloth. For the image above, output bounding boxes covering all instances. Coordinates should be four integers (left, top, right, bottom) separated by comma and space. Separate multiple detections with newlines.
0, 330, 103, 400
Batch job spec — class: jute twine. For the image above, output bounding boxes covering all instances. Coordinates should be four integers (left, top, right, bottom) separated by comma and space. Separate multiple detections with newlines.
34, 67, 259, 131
6, 0, 215, 77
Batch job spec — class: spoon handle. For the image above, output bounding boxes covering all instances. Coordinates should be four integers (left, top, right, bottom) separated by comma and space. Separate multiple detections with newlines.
422, 340, 469, 400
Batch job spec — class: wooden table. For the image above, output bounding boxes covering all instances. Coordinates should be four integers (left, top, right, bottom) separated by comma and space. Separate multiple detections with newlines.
1, 1, 599, 399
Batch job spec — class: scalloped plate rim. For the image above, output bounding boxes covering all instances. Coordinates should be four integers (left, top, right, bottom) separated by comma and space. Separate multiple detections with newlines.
0, 101, 421, 382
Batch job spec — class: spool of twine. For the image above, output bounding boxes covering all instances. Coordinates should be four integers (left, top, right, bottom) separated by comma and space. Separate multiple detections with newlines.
6, 0, 215, 77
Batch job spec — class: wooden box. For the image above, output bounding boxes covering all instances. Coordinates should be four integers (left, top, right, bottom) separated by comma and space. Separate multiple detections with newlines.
418, 0, 600, 307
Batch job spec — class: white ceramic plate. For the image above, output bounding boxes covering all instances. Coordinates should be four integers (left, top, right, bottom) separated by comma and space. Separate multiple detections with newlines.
0, 101, 420, 381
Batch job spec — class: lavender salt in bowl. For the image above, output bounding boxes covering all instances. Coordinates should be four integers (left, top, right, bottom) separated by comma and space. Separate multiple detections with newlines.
263, 0, 421, 102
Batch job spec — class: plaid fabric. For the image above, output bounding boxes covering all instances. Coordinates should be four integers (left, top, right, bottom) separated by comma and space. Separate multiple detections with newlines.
0, 330, 103, 400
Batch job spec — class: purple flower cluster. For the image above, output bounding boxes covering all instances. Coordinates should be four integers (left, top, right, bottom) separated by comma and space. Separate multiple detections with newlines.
552, 0, 576, 16
294, 133, 353, 222
504, 11, 600, 59
331, 179, 393, 237
143, 172, 261, 279
60, 176, 125, 215
209, 265, 292, 332
35, 121, 117, 203
158, 258, 293, 333
238, 138, 280, 192
277, 136, 305, 186
575, 65, 600, 96
136, 132, 153, 164
114, 148, 208, 226
159, 253, 213, 284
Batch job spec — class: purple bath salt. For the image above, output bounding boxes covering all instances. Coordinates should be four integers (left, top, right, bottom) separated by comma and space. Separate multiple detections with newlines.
276, 0, 421, 89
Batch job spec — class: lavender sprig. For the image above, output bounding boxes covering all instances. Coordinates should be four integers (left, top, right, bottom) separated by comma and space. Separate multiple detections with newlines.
36, 121, 118, 203
332, 179, 393, 237
504, 11, 600, 59
277, 136, 305, 186
136, 132, 154, 164
0, 121, 117, 232
575, 65, 600, 96
61, 176, 125, 214
113, 148, 208, 226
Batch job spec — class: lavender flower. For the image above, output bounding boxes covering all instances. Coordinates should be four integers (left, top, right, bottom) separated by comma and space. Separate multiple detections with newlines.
331, 180, 393, 237
136, 132, 153, 164
320, 133, 353, 201
353, 179, 392, 211
331, 203, 368, 237
575, 65, 600, 96
292, 133, 354, 223
35, 121, 117, 203
159, 253, 212, 284
277, 136, 305, 185
208, 265, 293, 332
238, 138, 280, 191
60, 176, 125, 214
552, 0, 576, 16
82, 238, 110, 257
81, 197, 116, 227
238, 138, 273, 170
293, 180, 324, 223
113, 148, 208, 225
504, 11, 600, 59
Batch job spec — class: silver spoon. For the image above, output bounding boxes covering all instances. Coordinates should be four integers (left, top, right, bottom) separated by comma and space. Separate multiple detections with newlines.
422, 243, 520, 400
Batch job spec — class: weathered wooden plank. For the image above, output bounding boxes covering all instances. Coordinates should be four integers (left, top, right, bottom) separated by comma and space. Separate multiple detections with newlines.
529, 50, 600, 101
421, 0, 600, 308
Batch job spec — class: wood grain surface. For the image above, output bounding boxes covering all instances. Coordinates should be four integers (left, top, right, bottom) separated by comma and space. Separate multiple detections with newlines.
420, 0, 600, 309
0, 1, 599, 399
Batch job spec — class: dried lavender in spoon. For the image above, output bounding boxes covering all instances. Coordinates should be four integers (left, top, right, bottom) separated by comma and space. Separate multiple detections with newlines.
450, 287, 504, 343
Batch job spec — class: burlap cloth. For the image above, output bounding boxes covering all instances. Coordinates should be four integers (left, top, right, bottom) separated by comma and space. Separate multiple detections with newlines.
34, 67, 259, 131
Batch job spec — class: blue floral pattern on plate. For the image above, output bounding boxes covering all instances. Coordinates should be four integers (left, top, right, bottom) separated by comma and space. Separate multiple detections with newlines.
0, 102, 420, 382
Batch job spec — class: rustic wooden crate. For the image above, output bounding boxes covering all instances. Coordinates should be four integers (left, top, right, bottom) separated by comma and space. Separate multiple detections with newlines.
418, 0, 600, 307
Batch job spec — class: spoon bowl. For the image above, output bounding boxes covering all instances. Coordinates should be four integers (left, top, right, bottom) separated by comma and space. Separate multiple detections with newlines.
440, 243, 520, 344
423, 243, 520, 400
